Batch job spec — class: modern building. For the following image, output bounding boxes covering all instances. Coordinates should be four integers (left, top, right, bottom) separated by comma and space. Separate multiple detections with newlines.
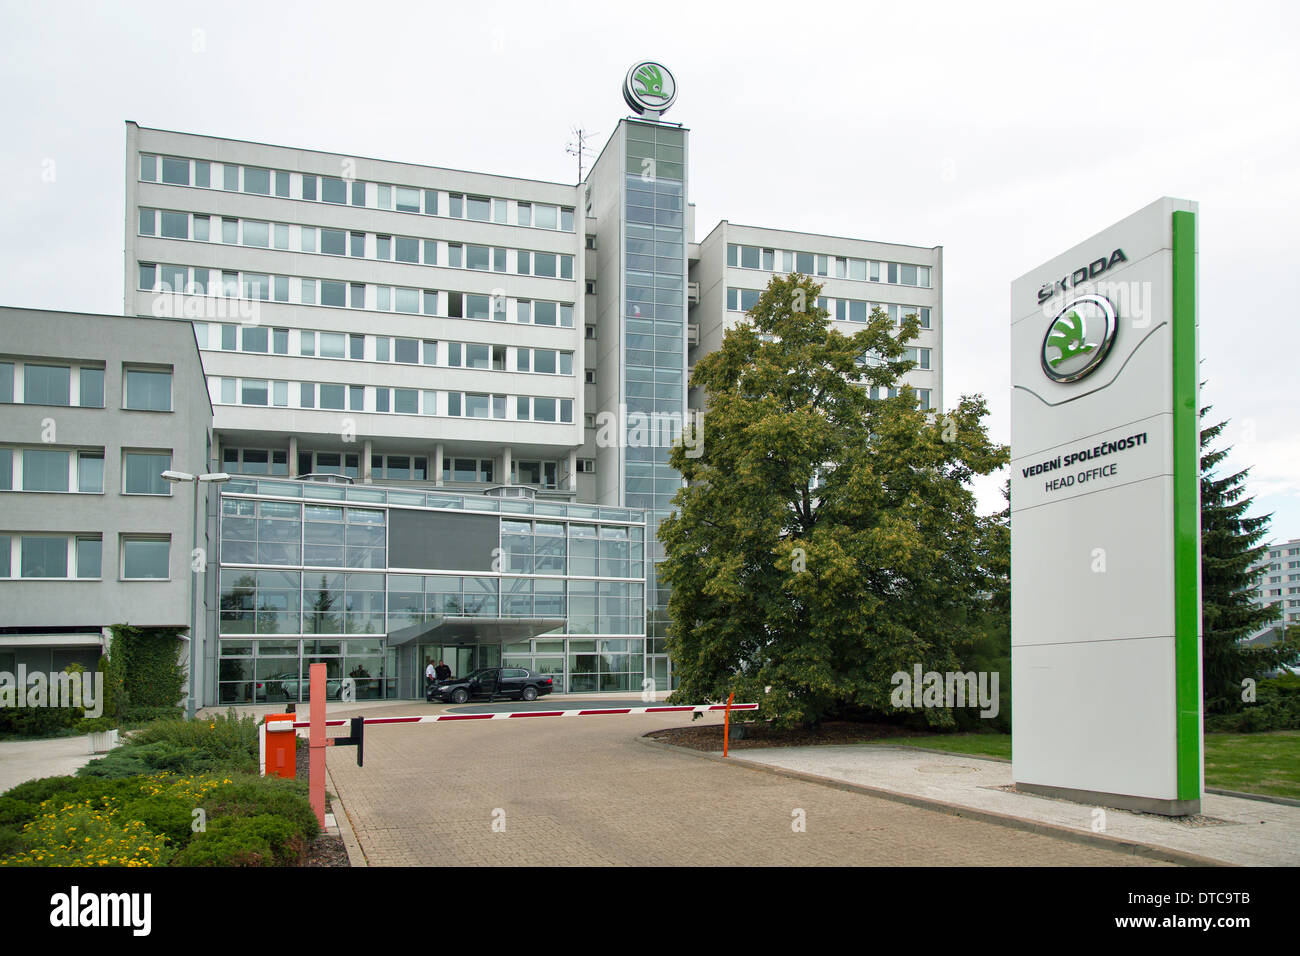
0, 307, 213, 680
1249, 536, 1300, 640
110, 67, 945, 704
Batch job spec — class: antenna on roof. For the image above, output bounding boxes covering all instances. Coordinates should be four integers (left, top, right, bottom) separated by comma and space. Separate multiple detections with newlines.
565, 126, 596, 184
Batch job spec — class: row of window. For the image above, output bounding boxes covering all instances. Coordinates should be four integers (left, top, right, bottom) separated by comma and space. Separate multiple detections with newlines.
191, 323, 576, 374
869, 386, 934, 409
0, 447, 174, 495
139, 209, 576, 278
726, 243, 933, 288
139, 154, 576, 230
0, 533, 170, 580
218, 449, 586, 487
210, 377, 576, 423
724, 288, 933, 329
857, 347, 933, 370
0, 362, 172, 411
141, 264, 576, 326
219, 573, 642, 637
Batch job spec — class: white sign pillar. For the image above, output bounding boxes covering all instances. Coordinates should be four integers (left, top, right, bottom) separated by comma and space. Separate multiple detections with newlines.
1009, 197, 1202, 816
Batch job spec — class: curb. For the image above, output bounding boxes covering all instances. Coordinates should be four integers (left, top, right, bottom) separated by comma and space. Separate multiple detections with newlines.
325, 763, 368, 868
1205, 787, 1300, 808
867, 746, 1300, 808
639, 736, 1229, 868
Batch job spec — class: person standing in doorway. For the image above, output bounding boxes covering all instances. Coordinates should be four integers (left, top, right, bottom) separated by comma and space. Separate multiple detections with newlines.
425, 658, 436, 698
435, 659, 451, 682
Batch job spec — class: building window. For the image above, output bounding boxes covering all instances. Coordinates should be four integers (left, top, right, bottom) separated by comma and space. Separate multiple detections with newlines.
123, 451, 172, 495
22, 365, 71, 406
121, 536, 171, 580
124, 368, 172, 411
21, 536, 68, 578
77, 367, 105, 407
22, 448, 70, 492
76, 536, 102, 579
577, 459, 596, 474
78, 451, 104, 493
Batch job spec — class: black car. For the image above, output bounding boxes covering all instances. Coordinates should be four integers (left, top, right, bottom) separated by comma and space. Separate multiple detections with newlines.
428, 667, 554, 704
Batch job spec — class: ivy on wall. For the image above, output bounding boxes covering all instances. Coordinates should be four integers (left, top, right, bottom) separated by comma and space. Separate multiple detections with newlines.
104, 624, 187, 716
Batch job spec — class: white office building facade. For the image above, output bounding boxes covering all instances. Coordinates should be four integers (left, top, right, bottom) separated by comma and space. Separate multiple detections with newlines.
122, 100, 944, 703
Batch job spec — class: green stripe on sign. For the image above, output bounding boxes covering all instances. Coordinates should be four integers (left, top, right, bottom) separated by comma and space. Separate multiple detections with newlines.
1171, 209, 1200, 802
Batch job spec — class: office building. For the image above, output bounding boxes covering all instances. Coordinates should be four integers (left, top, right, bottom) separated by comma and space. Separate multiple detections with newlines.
111, 65, 945, 703
0, 307, 213, 680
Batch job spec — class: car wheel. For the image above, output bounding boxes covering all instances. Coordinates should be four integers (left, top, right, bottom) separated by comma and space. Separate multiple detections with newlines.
451, 688, 469, 704
521, 686, 538, 701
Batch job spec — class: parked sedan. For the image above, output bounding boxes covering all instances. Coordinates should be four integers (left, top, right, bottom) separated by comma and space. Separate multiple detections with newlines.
428, 667, 554, 704
260, 672, 346, 701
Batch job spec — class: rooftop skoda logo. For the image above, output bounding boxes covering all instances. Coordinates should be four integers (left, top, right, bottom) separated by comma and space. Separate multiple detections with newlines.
623, 61, 677, 116
1041, 294, 1118, 383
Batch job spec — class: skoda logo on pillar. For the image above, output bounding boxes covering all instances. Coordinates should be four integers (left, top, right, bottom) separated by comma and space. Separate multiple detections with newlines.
1040, 294, 1118, 383
623, 61, 677, 117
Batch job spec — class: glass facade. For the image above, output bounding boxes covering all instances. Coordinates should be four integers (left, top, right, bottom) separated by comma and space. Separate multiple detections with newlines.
215, 478, 645, 703
622, 121, 688, 690
622, 121, 687, 515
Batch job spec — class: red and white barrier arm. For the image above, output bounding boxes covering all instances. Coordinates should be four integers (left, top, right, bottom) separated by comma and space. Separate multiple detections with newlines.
268, 702, 757, 732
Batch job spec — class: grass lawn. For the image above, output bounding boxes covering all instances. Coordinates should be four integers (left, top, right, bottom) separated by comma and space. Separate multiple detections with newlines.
862, 730, 1300, 800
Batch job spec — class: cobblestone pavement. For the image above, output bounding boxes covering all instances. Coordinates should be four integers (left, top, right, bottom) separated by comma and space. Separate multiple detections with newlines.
325, 708, 1170, 866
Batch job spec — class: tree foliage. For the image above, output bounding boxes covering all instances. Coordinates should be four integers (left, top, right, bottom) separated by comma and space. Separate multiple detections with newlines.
1199, 409, 1298, 713
660, 273, 1008, 726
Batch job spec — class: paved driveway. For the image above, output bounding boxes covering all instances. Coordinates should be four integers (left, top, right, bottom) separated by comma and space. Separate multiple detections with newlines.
324, 705, 1168, 866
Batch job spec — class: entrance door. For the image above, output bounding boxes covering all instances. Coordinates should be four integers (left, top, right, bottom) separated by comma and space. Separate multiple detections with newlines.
420, 645, 475, 685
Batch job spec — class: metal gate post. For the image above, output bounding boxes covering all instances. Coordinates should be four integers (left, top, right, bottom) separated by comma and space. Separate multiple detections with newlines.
309, 662, 327, 827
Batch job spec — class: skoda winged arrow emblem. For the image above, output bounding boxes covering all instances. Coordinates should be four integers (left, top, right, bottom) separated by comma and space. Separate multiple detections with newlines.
1040, 294, 1118, 383
623, 61, 678, 116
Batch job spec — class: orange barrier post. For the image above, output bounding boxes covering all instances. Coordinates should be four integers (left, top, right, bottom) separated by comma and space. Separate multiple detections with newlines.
264, 713, 297, 779
723, 692, 734, 757
309, 663, 327, 827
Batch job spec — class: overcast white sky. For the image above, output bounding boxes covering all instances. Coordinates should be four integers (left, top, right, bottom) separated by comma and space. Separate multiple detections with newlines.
2, 0, 1297, 539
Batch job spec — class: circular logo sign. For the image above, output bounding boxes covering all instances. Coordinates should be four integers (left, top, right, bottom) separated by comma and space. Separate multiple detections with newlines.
623, 61, 677, 115
1040, 294, 1118, 383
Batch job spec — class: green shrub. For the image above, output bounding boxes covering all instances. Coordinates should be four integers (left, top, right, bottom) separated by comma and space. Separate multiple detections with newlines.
0, 706, 80, 737
122, 705, 183, 725
122, 794, 198, 848
0, 826, 21, 857
77, 712, 261, 779
78, 740, 235, 779
1204, 675, 1300, 733
76, 716, 119, 734
0, 797, 38, 829
200, 776, 319, 843
171, 827, 273, 867
128, 711, 259, 768
0, 774, 154, 812
2, 800, 171, 867
175, 813, 304, 866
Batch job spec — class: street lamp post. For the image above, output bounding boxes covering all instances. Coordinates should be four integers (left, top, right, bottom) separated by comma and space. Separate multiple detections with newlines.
161, 470, 230, 719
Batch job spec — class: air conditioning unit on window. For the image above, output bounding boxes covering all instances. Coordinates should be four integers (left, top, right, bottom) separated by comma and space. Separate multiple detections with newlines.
687, 323, 699, 346
687, 281, 700, 305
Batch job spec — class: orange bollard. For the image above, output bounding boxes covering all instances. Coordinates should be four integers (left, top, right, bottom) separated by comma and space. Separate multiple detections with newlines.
308, 663, 327, 827
264, 713, 297, 779
723, 692, 734, 757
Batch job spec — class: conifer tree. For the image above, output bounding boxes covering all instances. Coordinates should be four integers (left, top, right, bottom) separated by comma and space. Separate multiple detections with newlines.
1199, 409, 1297, 713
